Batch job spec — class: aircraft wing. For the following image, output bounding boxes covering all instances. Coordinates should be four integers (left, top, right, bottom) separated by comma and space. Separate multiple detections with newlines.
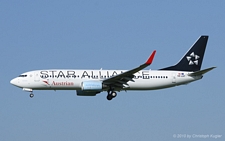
102, 50, 156, 89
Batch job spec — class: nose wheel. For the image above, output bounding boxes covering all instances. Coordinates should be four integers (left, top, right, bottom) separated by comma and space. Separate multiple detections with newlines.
30, 93, 34, 98
106, 91, 117, 101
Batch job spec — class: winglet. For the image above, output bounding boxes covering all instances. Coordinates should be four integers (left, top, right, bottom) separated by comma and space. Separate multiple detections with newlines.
145, 50, 156, 65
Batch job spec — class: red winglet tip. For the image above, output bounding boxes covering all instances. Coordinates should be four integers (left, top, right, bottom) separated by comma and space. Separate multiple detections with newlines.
145, 50, 156, 65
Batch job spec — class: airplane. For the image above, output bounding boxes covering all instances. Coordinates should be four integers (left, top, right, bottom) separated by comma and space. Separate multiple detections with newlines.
10, 36, 215, 100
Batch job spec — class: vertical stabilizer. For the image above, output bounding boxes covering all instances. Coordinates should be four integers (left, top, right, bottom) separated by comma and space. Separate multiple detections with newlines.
160, 36, 208, 71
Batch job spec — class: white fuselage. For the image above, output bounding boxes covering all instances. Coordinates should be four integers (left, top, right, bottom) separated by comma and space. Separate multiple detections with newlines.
9, 36, 214, 100
10, 69, 202, 91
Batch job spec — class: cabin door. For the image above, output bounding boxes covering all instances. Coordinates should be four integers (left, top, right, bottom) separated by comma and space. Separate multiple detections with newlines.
34, 72, 40, 82
172, 73, 176, 83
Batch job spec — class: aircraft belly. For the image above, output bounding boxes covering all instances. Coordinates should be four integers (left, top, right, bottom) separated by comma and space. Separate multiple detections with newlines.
127, 79, 174, 90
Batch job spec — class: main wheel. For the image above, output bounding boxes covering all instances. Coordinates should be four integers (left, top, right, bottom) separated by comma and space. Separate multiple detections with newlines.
111, 92, 117, 97
107, 95, 113, 100
30, 93, 34, 98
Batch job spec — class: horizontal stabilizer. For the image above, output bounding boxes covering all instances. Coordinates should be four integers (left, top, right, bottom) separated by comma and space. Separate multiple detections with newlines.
188, 67, 216, 76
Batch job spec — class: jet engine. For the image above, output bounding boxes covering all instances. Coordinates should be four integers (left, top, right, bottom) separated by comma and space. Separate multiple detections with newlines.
76, 90, 100, 96
81, 81, 102, 91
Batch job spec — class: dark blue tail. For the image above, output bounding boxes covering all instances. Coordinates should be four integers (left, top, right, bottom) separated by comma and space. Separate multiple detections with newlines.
160, 36, 208, 72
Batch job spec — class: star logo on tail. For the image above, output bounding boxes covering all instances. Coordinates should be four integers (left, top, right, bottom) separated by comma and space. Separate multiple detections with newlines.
186, 52, 200, 65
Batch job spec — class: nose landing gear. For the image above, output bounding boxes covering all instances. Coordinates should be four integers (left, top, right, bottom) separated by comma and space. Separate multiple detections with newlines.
30, 93, 34, 98
22, 88, 34, 98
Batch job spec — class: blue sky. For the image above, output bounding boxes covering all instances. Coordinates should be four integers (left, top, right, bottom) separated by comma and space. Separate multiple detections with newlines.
0, 1, 224, 141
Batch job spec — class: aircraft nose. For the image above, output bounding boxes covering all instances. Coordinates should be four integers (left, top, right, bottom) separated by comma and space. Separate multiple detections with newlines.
10, 78, 17, 86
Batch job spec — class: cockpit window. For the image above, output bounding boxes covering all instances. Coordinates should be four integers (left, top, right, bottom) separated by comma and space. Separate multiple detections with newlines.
19, 74, 27, 77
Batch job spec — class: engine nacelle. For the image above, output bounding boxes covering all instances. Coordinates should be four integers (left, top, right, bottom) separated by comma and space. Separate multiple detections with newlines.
76, 90, 100, 96
81, 81, 102, 91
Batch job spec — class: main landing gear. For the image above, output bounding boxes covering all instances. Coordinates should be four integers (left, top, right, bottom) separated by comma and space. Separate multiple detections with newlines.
30, 93, 34, 98
107, 89, 117, 101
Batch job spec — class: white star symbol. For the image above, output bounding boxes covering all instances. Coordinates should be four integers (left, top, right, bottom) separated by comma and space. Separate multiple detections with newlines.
186, 52, 200, 65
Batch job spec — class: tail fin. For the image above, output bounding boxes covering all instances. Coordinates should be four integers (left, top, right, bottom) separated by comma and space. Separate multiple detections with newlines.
160, 36, 208, 72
